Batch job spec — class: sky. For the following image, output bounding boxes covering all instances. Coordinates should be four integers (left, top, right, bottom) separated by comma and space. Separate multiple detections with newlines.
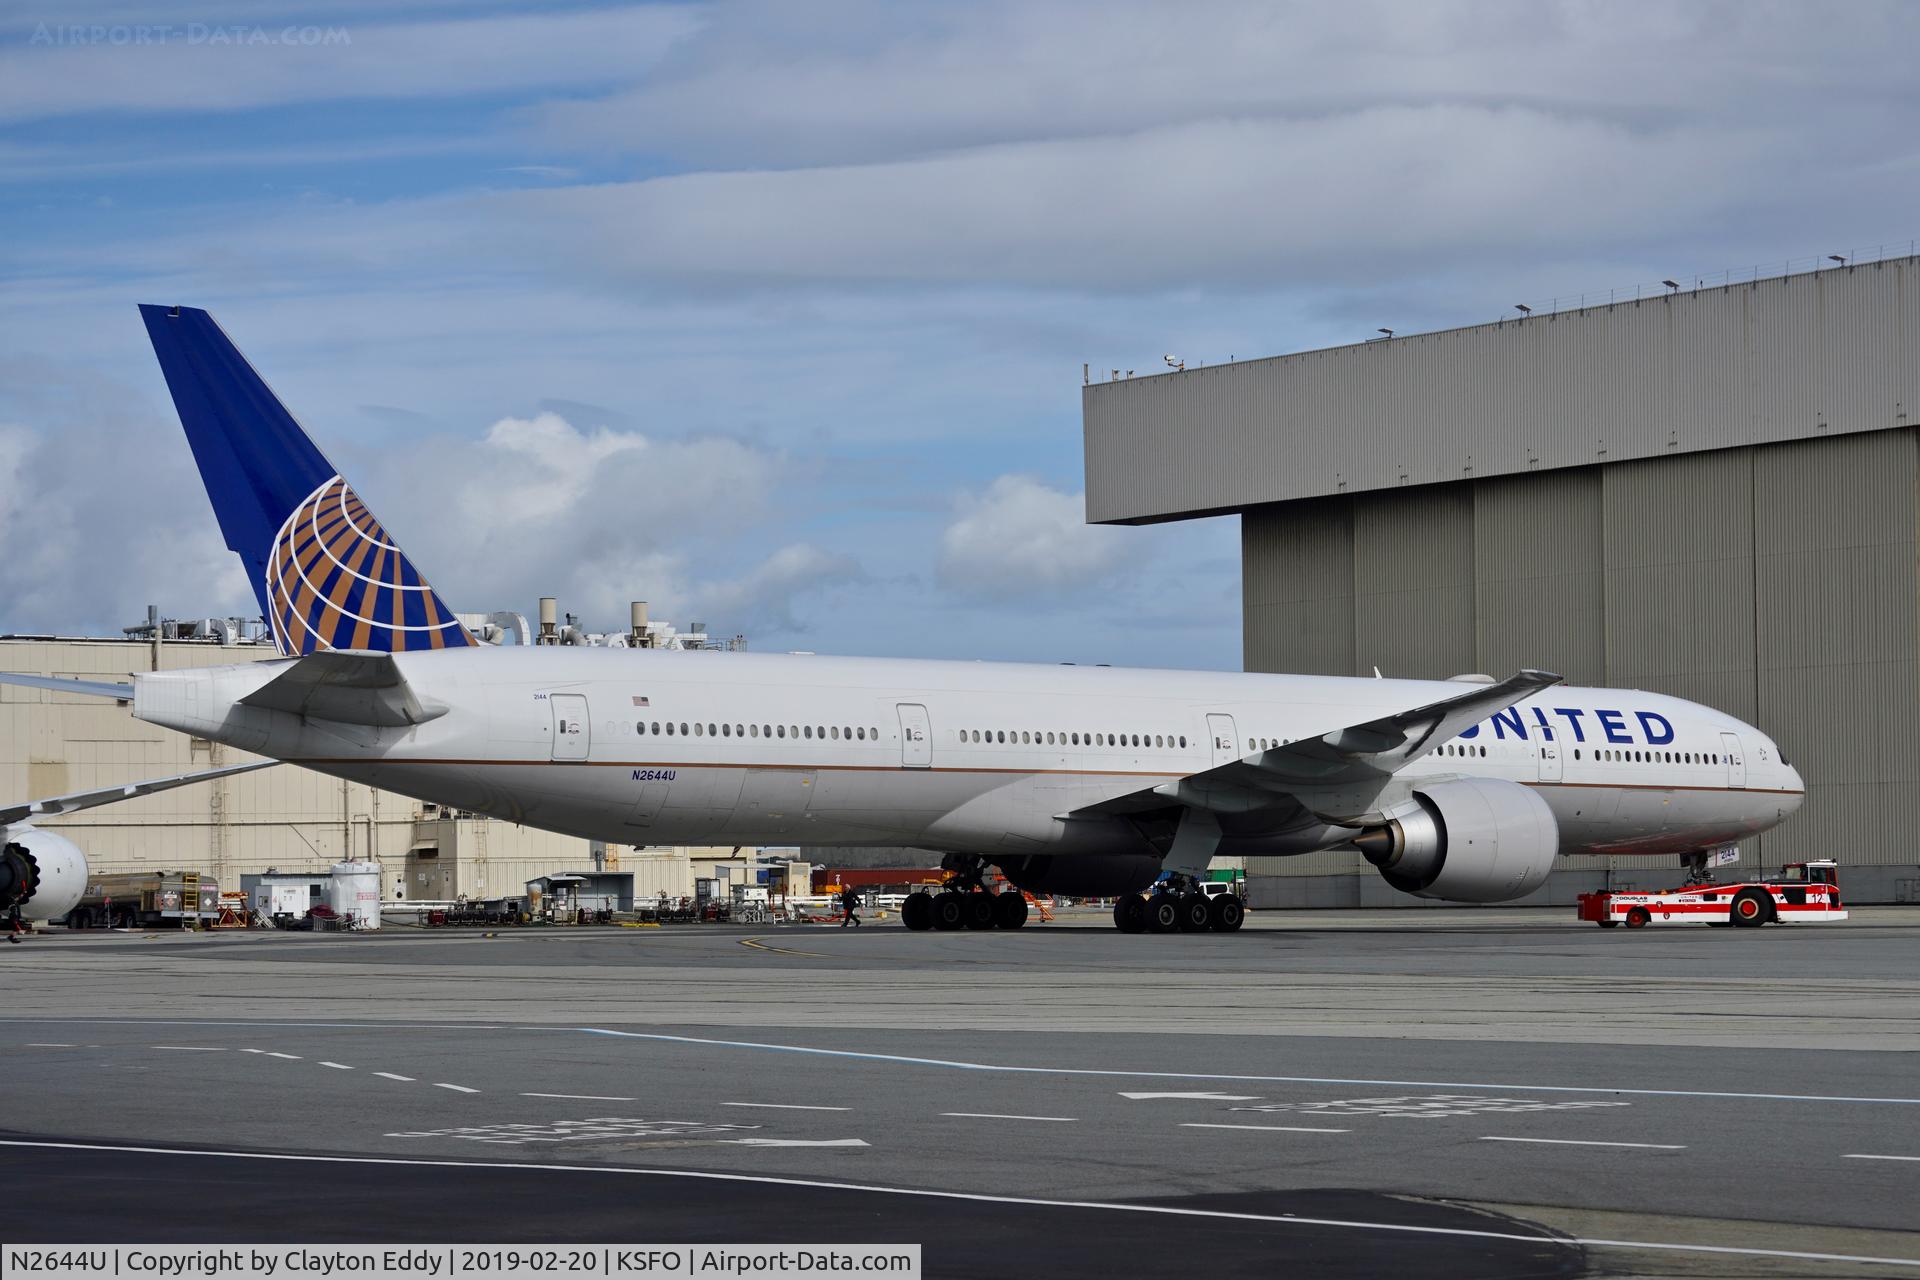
2, 1, 1916, 670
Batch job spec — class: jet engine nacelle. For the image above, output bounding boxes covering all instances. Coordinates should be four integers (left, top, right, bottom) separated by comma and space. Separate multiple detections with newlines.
997, 853, 1163, 898
1353, 778, 1558, 903
1, 827, 89, 922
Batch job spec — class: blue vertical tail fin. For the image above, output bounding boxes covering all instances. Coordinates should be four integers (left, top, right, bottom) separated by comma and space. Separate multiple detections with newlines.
138, 304, 475, 656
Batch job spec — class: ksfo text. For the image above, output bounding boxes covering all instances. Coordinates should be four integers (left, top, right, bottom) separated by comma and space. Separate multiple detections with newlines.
610, 1252, 911, 1273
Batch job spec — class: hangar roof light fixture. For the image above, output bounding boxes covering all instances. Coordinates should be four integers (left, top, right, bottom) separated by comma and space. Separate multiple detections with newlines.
1377, 328, 1394, 338
1829, 254, 1847, 265
1663, 279, 1680, 291
1513, 304, 1531, 315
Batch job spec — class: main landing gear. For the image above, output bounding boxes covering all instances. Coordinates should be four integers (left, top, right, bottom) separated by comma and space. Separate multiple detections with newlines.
900, 859, 1029, 932
1112, 877, 1245, 934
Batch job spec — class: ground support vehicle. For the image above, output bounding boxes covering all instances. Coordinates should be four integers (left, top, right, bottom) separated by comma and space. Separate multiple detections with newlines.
1578, 860, 1846, 929
62, 871, 219, 929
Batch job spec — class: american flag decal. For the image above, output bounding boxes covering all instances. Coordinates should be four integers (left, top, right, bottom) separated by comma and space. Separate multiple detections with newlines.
632, 695, 650, 707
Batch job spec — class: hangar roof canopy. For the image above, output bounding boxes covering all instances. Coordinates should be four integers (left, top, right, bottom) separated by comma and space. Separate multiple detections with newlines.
1083, 257, 1919, 525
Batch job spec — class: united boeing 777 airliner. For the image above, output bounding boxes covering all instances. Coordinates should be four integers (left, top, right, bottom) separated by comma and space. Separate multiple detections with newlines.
0, 306, 1804, 934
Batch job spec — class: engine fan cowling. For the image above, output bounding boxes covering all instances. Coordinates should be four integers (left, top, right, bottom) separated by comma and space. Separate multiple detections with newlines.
997, 853, 1162, 898
1353, 778, 1558, 903
1, 828, 89, 922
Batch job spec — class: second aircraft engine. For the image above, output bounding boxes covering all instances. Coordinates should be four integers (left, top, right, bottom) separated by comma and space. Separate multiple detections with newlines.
1, 827, 89, 922
1352, 778, 1559, 903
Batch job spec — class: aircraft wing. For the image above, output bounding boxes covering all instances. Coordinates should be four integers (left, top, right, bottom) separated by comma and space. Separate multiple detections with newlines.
237, 649, 447, 727
0, 760, 278, 829
0, 673, 133, 702
1072, 668, 1563, 822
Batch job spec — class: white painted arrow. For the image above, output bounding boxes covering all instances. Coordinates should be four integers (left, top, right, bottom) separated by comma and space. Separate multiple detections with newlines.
725, 1137, 870, 1148
1118, 1091, 1263, 1102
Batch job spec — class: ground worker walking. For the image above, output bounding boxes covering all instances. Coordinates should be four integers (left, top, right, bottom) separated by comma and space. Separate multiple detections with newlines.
839, 885, 862, 928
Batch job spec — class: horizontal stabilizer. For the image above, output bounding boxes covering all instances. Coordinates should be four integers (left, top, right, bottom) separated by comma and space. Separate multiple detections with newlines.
0, 673, 134, 702
238, 649, 446, 727
1, 760, 277, 829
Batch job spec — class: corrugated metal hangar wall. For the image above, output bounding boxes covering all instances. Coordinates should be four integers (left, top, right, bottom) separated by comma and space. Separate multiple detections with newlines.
1083, 256, 1920, 905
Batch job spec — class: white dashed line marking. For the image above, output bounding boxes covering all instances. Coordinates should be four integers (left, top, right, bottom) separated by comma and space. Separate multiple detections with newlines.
1846, 1153, 1920, 1163
265, 1052, 301, 1060
522, 1094, 637, 1101
434, 1083, 480, 1094
151, 1046, 226, 1052
27, 1043, 77, 1048
940, 1112, 1076, 1123
1181, 1123, 1350, 1134
724, 1103, 852, 1112
374, 1072, 415, 1082
319, 1062, 353, 1070
1479, 1137, 1685, 1150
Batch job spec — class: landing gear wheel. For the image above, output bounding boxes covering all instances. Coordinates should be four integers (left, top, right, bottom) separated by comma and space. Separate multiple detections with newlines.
993, 891, 1029, 930
962, 892, 997, 931
1145, 894, 1181, 934
1176, 895, 1212, 932
1730, 889, 1771, 928
930, 891, 966, 931
902, 891, 934, 932
1208, 894, 1245, 932
1113, 895, 1147, 933
1624, 906, 1651, 929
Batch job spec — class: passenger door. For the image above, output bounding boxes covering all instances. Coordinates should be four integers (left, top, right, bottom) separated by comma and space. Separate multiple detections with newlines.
897, 703, 932, 768
550, 693, 590, 762
1537, 736, 1564, 782
1720, 732, 1747, 788
1206, 713, 1239, 768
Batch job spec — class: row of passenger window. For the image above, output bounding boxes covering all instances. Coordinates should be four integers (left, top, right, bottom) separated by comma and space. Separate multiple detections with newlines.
1431, 742, 1722, 765
1590, 748, 1720, 765
638, 721, 880, 742
959, 729, 1191, 749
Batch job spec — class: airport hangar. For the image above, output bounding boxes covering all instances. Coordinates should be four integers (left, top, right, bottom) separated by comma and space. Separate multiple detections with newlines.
1084, 254, 1920, 907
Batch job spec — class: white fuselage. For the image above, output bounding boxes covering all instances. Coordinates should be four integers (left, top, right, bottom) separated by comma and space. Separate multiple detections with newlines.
131, 647, 1804, 868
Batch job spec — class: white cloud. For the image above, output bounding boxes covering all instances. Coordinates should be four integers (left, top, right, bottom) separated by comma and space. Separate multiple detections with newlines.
0, 384, 863, 648
694, 544, 867, 634
350, 411, 858, 639
46, 102, 1785, 298
498, 105, 1766, 291
0, 7, 699, 123
532, 0, 1920, 168
939, 475, 1128, 598
0, 362, 256, 635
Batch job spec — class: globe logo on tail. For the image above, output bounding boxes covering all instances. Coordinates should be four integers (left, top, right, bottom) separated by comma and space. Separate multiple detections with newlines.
265, 476, 474, 655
